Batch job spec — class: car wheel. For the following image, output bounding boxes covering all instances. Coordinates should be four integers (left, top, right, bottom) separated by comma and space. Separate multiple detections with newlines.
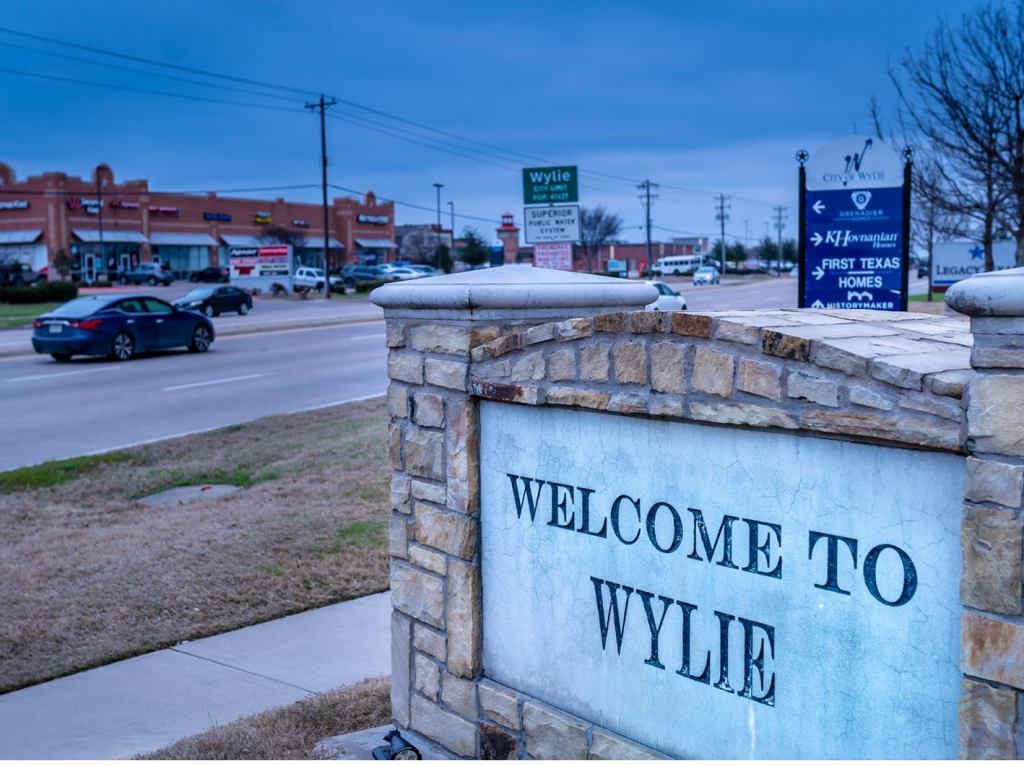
190, 324, 212, 353
147, 276, 157, 286
344, 278, 355, 288
120, 276, 128, 285
110, 332, 134, 361
51, 353, 73, 362
238, 302, 249, 315
203, 305, 215, 317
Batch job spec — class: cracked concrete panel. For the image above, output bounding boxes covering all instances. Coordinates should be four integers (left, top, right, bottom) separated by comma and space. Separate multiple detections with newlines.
478, 401, 964, 760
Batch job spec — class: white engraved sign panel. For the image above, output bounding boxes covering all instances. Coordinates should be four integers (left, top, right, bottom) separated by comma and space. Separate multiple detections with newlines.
479, 402, 964, 759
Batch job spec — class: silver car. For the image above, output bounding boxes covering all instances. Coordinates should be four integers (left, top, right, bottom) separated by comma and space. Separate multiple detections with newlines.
692, 266, 720, 285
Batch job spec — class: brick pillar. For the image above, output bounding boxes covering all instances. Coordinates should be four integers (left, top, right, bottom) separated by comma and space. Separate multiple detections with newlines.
947, 268, 1024, 759
372, 266, 656, 757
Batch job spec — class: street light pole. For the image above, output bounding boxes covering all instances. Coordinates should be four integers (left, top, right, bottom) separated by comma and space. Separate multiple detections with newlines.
433, 183, 443, 270
447, 201, 454, 240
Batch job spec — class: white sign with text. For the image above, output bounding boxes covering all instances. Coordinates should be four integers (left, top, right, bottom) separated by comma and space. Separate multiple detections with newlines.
523, 205, 580, 244
533, 242, 573, 270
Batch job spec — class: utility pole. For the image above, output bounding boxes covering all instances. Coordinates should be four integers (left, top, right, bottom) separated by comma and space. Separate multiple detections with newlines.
447, 201, 455, 241
96, 171, 104, 283
715, 194, 730, 274
433, 183, 444, 270
744, 219, 749, 247
773, 205, 787, 276
638, 180, 658, 279
305, 94, 337, 298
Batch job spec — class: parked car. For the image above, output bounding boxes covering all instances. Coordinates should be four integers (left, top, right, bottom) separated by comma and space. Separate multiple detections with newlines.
120, 263, 173, 286
190, 266, 230, 283
692, 266, 720, 285
789, 265, 800, 278
917, 264, 930, 278
31, 294, 214, 362
173, 286, 252, 317
410, 265, 440, 276
339, 264, 397, 288
388, 267, 423, 281
293, 266, 326, 290
643, 280, 687, 311
0, 262, 45, 287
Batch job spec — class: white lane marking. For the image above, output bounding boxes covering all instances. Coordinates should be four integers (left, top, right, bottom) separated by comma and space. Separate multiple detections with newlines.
7, 365, 122, 383
287, 391, 386, 414
349, 333, 386, 341
162, 373, 266, 392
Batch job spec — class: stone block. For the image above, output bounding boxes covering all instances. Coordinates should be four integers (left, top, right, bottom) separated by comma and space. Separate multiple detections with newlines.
929, 369, 972, 399
961, 504, 1023, 615
557, 317, 593, 341
441, 674, 477, 718
870, 350, 971, 391
692, 347, 734, 397
966, 457, 1024, 508
715, 319, 760, 345
614, 342, 648, 385
762, 330, 811, 361
474, 359, 512, 379
959, 678, 1018, 759
478, 681, 521, 730
691, 401, 797, 430
671, 312, 713, 338
446, 398, 479, 514
391, 474, 410, 514
389, 514, 410, 559
580, 344, 611, 382
404, 428, 444, 481
593, 312, 626, 332
971, 333, 1024, 368
650, 396, 684, 417
411, 325, 472, 355
814, 335, 947, 377
391, 611, 411, 728
737, 358, 782, 401
898, 393, 963, 421
408, 544, 446, 575
415, 505, 477, 560
590, 729, 667, 760
631, 311, 667, 333
425, 358, 468, 391
471, 333, 521, 362
523, 322, 557, 345
410, 696, 476, 758
469, 380, 540, 405
962, 611, 1024, 689
388, 351, 424, 384
511, 351, 545, 382
447, 560, 480, 678
523, 701, 588, 760
548, 349, 576, 382
387, 422, 403, 470
411, 479, 447, 505
386, 323, 405, 349
388, 385, 409, 419
414, 652, 440, 700
608, 393, 648, 414
650, 342, 686, 394
412, 392, 445, 428
788, 372, 839, 407
391, 562, 445, 628
546, 386, 611, 410
848, 386, 893, 411
802, 409, 962, 451
413, 624, 446, 661
480, 724, 518, 760
969, 375, 1024, 457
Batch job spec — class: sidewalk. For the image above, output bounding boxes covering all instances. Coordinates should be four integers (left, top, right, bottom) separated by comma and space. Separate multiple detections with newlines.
0, 592, 391, 760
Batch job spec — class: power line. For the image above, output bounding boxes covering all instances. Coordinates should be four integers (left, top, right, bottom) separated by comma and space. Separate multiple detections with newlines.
328, 183, 503, 225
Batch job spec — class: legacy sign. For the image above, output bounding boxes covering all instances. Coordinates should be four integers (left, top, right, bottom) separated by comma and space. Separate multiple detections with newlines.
479, 402, 962, 759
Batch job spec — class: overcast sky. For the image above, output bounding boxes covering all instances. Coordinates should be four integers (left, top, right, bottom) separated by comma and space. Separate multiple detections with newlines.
0, 0, 974, 244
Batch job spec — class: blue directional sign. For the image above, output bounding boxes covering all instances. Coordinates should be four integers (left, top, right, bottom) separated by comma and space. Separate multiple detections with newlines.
800, 136, 909, 311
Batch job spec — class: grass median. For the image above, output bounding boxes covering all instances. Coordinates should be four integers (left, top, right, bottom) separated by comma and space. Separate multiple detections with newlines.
0, 398, 390, 694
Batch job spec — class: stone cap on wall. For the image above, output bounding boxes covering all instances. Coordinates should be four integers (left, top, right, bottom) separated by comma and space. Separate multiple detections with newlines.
946, 266, 1024, 317
371, 265, 659, 320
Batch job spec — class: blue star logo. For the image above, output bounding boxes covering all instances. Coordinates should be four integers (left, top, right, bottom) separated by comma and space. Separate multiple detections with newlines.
969, 245, 984, 260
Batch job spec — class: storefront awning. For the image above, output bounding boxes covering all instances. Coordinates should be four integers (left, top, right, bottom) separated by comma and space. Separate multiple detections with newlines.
150, 232, 218, 247
300, 237, 344, 249
73, 229, 149, 244
355, 238, 398, 249
0, 229, 42, 244
220, 235, 262, 247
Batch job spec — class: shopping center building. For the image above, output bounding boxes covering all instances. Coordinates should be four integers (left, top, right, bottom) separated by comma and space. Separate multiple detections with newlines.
0, 163, 397, 281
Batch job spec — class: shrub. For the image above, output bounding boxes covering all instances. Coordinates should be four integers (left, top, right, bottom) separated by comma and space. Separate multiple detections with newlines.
0, 285, 49, 304
354, 279, 392, 293
46, 281, 78, 302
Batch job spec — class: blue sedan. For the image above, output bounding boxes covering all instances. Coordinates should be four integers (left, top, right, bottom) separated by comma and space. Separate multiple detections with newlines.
32, 294, 215, 362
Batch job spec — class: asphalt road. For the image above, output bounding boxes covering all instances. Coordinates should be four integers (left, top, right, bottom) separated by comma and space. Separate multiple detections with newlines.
0, 321, 388, 471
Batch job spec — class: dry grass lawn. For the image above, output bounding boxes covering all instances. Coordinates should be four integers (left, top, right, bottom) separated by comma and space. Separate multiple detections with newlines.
138, 676, 391, 760
0, 398, 390, 694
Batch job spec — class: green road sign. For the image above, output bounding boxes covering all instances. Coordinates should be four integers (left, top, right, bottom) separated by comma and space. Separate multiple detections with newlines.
523, 166, 579, 205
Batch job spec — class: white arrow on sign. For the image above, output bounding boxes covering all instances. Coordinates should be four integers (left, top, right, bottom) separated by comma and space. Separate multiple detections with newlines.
811, 300, 825, 308
812, 200, 825, 214
813, 265, 825, 280
810, 232, 823, 246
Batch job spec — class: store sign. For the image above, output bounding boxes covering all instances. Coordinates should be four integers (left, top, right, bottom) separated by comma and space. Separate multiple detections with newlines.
802, 136, 907, 311
358, 214, 389, 225
254, 211, 272, 224
228, 247, 259, 277
109, 199, 140, 210
523, 204, 580, 244
257, 244, 289, 276
0, 199, 30, 210
68, 197, 103, 214
533, 242, 573, 270
606, 258, 627, 274
148, 206, 180, 216
932, 241, 1016, 288
204, 212, 232, 222
523, 165, 579, 204
292, 219, 311, 228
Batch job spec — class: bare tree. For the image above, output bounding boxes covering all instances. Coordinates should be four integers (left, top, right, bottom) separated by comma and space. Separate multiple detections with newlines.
259, 225, 307, 250
576, 206, 623, 272
399, 228, 441, 264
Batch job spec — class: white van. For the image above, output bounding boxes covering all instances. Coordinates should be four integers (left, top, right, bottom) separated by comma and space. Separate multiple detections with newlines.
653, 255, 702, 276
